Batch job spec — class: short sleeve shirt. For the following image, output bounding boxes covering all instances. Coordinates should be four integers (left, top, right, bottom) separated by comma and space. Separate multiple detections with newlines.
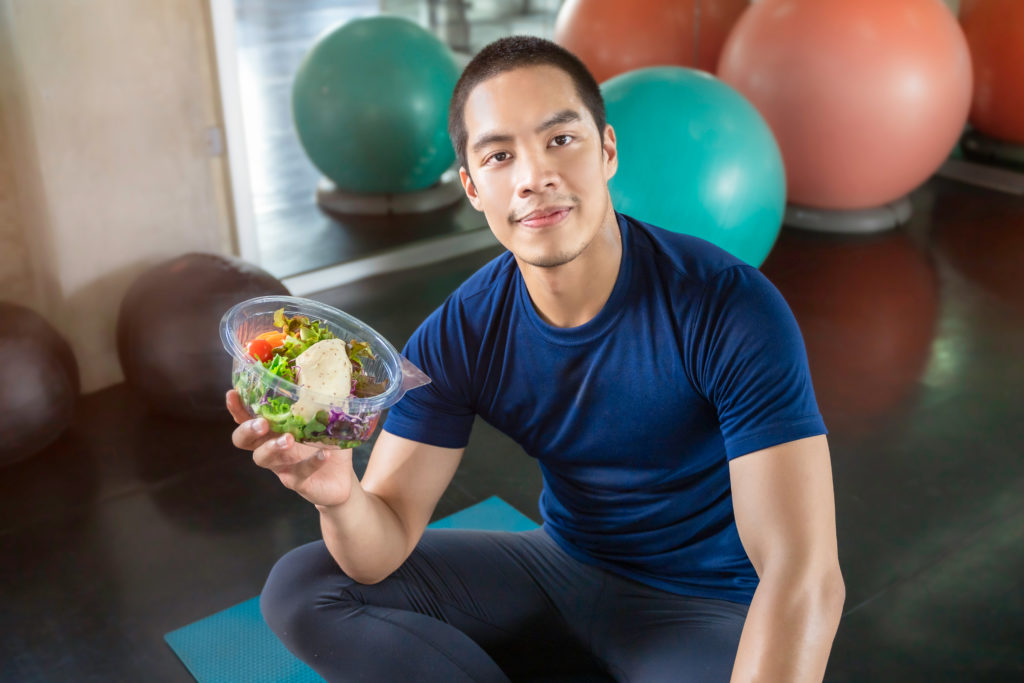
384, 212, 826, 604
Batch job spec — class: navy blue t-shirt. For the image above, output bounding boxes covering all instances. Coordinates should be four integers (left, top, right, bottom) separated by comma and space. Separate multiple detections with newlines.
383, 212, 826, 605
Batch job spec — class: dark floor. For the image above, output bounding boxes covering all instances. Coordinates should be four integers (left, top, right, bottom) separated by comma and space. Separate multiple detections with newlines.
2, 172, 1022, 681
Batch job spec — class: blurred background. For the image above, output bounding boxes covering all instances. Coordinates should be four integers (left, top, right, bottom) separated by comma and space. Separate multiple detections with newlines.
2, 1, 1022, 681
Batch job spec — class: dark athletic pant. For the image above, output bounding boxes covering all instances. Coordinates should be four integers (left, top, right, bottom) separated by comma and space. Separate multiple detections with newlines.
260, 527, 749, 682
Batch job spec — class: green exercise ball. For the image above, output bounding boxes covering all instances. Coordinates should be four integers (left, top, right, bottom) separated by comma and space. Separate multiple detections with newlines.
291, 16, 461, 194
602, 67, 786, 266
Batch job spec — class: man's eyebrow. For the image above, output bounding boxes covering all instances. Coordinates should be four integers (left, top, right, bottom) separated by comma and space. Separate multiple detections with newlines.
535, 109, 581, 134
470, 110, 584, 155
471, 131, 514, 155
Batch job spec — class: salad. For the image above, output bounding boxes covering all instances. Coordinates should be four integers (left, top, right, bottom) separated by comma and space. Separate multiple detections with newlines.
234, 308, 389, 448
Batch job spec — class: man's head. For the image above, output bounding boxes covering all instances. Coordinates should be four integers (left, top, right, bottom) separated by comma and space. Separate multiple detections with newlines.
448, 36, 619, 270
448, 36, 607, 176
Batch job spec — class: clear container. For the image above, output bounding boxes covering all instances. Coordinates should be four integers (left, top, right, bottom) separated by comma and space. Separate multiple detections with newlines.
220, 295, 430, 448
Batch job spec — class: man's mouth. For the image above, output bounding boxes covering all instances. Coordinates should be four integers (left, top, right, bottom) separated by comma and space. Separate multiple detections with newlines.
518, 207, 572, 228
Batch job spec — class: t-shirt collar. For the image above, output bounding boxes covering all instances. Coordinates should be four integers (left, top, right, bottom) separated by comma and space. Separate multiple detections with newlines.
516, 212, 634, 346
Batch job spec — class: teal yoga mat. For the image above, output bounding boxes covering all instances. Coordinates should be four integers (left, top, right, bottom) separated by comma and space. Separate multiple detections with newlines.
165, 496, 538, 682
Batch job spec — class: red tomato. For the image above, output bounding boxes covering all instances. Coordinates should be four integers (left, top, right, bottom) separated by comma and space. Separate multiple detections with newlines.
246, 338, 273, 362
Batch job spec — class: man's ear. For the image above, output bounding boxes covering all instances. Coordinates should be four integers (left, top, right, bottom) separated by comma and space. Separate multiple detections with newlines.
602, 123, 618, 181
459, 167, 483, 211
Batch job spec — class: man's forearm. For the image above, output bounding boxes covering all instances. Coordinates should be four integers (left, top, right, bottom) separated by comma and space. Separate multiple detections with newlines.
316, 470, 414, 584
730, 569, 845, 682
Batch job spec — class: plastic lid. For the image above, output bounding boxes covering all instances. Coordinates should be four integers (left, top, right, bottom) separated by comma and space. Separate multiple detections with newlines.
219, 295, 426, 411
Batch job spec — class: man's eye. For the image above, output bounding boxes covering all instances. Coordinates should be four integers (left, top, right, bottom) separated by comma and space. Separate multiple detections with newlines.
488, 152, 509, 164
552, 135, 573, 146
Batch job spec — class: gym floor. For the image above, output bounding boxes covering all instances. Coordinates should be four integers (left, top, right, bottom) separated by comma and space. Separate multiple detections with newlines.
3, 0, 1023, 681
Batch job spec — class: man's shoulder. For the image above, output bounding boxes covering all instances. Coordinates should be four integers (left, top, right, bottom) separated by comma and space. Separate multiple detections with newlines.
623, 213, 750, 287
414, 248, 517, 341
453, 248, 518, 305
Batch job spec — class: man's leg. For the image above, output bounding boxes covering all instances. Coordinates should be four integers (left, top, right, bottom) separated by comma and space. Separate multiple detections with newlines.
586, 573, 750, 683
260, 527, 607, 682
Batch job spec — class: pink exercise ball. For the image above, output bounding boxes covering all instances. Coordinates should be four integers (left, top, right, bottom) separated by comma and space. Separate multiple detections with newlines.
554, 0, 749, 84
718, 0, 972, 210
960, 0, 1024, 144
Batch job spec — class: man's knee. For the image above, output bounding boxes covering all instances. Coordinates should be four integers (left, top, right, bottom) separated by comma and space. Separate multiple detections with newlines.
260, 540, 356, 647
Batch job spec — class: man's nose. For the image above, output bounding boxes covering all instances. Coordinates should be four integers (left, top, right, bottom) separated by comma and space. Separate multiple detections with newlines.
515, 149, 560, 197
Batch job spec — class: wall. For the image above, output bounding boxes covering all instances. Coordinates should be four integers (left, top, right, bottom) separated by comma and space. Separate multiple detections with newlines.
0, 74, 37, 309
0, 0, 236, 393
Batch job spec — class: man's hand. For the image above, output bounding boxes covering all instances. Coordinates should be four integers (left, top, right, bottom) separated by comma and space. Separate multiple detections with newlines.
227, 389, 465, 583
226, 389, 355, 508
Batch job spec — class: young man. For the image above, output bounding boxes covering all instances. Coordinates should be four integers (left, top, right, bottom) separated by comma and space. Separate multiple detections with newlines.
227, 36, 845, 682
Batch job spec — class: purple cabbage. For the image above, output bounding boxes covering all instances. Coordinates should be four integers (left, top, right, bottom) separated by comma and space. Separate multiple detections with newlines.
325, 406, 378, 443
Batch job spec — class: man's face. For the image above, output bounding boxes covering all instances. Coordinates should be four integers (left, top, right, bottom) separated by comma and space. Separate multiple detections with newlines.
459, 65, 618, 269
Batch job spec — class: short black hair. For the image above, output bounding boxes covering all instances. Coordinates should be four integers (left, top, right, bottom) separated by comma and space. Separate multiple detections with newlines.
448, 35, 606, 176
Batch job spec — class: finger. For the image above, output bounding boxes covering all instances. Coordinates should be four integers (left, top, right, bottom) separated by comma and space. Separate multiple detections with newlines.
231, 416, 275, 451
226, 390, 277, 450
251, 431, 305, 469
252, 433, 332, 471
225, 389, 253, 424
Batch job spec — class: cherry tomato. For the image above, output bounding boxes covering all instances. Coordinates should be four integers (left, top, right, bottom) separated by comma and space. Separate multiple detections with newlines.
246, 338, 273, 362
255, 331, 287, 347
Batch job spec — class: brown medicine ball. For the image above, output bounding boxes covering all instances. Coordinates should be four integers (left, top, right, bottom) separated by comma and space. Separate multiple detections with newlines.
116, 253, 289, 421
0, 302, 80, 466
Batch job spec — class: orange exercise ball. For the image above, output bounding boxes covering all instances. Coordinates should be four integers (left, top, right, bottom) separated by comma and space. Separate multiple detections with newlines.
718, 0, 972, 211
760, 231, 939, 434
554, 0, 749, 83
960, 0, 1024, 144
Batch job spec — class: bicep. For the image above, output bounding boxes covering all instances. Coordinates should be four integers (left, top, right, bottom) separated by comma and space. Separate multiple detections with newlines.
728, 435, 840, 579
361, 429, 464, 554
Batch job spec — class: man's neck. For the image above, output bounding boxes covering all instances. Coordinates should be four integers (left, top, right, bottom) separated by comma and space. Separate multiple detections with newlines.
518, 213, 623, 328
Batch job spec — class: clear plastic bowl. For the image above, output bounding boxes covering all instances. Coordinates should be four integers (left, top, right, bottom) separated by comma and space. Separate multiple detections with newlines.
220, 295, 430, 448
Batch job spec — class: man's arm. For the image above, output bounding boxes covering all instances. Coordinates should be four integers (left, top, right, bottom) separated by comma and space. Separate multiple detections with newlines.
229, 389, 463, 584
728, 434, 845, 682
316, 430, 464, 584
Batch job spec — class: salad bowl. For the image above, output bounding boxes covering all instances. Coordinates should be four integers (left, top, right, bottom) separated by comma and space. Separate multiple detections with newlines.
220, 295, 430, 448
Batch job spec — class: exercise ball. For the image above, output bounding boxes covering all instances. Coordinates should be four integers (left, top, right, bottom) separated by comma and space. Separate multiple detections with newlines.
117, 253, 289, 421
291, 16, 460, 194
960, 0, 1024, 144
602, 66, 785, 266
718, 0, 972, 210
760, 231, 939, 433
554, 0, 749, 83
0, 302, 80, 466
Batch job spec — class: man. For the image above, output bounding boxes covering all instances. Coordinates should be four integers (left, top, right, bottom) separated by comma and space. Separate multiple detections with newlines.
227, 36, 845, 682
